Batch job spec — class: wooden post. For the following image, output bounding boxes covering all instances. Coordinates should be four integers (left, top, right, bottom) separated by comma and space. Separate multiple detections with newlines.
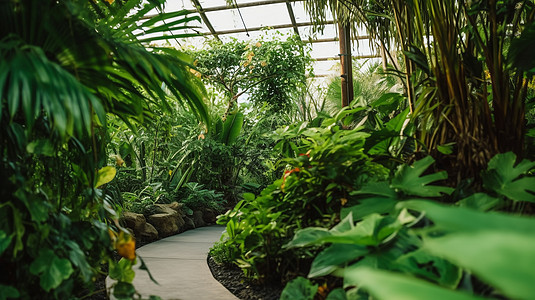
338, 23, 353, 107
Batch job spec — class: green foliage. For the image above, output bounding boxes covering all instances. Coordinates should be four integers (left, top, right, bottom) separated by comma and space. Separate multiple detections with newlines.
280, 277, 318, 300
482, 152, 535, 203
345, 267, 484, 300
30, 249, 74, 292
218, 112, 244, 145
214, 119, 388, 282
187, 33, 311, 115
175, 182, 224, 213
306, 0, 535, 180
0, 0, 208, 297
282, 153, 535, 299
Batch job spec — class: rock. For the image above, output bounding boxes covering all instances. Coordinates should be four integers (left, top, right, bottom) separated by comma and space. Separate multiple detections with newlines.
192, 210, 205, 228
167, 201, 180, 212
139, 222, 158, 241
182, 216, 195, 231
120, 212, 146, 234
148, 213, 179, 237
144, 204, 177, 216
175, 202, 187, 218
176, 214, 186, 232
202, 208, 217, 224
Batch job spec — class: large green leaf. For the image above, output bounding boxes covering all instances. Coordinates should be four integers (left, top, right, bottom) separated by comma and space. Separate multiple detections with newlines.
65, 240, 93, 282
424, 232, 535, 300
345, 267, 485, 300
309, 244, 369, 278
325, 288, 347, 300
342, 197, 397, 220
508, 21, 535, 73
29, 249, 73, 291
482, 152, 535, 202
402, 200, 535, 234
456, 193, 500, 211
404, 200, 535, 299
220, 112, 244, 145
113, 281, 136, 300
280, 277, 317, 300
286, 213, 403, 248
395, 249, 462, 289
0, 284, 19, 300
392, 156, 454, 197
109, 258, 135, 284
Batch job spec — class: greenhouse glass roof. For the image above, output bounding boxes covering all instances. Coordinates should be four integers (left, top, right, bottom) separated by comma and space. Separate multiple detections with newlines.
162, 0, 380, 77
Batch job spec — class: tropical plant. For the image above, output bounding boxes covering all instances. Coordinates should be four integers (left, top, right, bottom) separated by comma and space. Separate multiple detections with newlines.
213, 118, 389, 283
0, 0, 207, 298
175, 182, 225, 214
186, 33, 312, 118
304, 0, 535, 180
282, 153, 535, 299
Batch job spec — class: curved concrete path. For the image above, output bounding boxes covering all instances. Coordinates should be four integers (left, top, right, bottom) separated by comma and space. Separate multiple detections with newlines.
109, 225, 237, 300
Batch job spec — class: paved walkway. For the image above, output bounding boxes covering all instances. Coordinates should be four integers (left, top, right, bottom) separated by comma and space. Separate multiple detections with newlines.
108, 225, 238, 300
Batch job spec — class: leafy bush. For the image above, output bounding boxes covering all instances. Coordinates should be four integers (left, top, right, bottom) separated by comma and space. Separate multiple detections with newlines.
213, 121, 389, 282
282, 153, 535, 299
175, 182, 225, 214
0, 0, 207, 298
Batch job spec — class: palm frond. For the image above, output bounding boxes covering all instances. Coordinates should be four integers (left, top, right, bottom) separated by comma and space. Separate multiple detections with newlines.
0, 37, 105, 138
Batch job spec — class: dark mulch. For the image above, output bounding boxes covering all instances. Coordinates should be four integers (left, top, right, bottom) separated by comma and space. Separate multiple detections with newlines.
207, 256, 283, 300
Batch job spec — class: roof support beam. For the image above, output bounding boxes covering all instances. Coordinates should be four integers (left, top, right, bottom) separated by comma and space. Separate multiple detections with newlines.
285, 1, 300, 37
192, 0, 303, 13
304, 36, 371, 43
314, 54, 380, 61
190, 0, 220, 40
203, 20, 335, 36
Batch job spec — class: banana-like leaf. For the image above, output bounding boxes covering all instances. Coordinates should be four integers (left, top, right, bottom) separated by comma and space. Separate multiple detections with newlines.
308, 243, 368, 278
220, 112, 244, 145
345, 267, 485, 300
403, 200, 535, 299
424, 232, 535, 300
285, 213, 405, 248
402, 200, 535, 234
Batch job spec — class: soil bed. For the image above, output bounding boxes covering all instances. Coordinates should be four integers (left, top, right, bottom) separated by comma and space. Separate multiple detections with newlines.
207, 256, 283, 300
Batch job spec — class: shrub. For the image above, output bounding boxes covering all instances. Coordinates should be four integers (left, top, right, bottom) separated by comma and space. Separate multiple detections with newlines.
213, 122, 388, 283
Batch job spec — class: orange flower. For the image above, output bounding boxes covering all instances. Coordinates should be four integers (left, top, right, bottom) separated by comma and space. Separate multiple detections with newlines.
116, 238, 136, 260
317, 283, 329, 297
110, 230, 136, 261
281, 167, 301, 191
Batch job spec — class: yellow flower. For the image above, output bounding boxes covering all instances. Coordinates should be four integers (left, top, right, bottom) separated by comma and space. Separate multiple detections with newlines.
104, 0, 115, 4
115, 231, 136, 261
255, 42, 262, 47
260, 61, 267, 67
